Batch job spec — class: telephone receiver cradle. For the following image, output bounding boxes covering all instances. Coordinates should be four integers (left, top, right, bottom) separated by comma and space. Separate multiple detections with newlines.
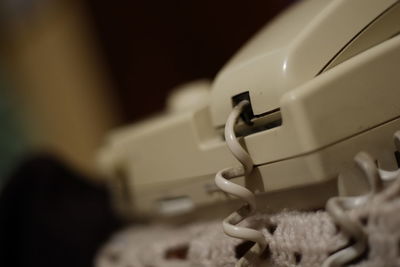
98, 1, 400, 265
98, 0, 400, 227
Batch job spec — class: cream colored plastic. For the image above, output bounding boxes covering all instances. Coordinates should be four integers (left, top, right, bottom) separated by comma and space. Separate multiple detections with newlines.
324, 2, 400, 71
166, 79, 211, 113
98, 0, 400, 218
210, 0, 398, 127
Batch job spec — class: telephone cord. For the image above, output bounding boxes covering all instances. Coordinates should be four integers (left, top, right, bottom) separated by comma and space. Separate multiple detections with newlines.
215, 100, 267, 263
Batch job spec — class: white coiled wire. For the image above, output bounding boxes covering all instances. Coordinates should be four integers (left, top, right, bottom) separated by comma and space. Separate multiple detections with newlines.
215, 100, 267, 265
324, 130, 400, 266
322, 152, 383, 267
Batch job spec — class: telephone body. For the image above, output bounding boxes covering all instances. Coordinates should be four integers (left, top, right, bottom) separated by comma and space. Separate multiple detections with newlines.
98, 0, 400, 219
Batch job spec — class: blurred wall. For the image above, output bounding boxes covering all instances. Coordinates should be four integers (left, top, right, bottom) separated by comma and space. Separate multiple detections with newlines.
1, 0, 121, 175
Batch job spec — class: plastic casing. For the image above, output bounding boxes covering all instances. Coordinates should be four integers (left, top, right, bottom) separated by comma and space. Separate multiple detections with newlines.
98, 0, 400, 218
210, 0, 398, 127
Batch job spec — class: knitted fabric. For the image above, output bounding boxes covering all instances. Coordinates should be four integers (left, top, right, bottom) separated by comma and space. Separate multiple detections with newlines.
96, 179, 400, 267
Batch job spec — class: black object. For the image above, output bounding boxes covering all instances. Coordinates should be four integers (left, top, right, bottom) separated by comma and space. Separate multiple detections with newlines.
232, 91, 255, 125
0, 154, 121, 267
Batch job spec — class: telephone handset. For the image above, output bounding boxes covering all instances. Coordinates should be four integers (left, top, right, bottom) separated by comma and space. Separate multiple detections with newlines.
98, 0, 400, 223
211, 0, 400, 127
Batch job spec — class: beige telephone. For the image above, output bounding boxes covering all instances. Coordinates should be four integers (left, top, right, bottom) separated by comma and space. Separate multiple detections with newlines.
98, 0, 400, 223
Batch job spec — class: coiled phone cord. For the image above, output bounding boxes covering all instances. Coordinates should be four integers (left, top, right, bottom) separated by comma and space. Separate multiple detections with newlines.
324, 133, 400, 266
215, 100, 267, 264
322, 152, 383, 267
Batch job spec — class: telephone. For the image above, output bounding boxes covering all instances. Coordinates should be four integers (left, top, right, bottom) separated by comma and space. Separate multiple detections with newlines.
98, 0, 400, 228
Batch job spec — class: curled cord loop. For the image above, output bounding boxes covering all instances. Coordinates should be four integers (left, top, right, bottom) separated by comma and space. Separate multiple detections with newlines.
215, 100, 267, 265
323, 152, 382, 267
223, 100, 254, 175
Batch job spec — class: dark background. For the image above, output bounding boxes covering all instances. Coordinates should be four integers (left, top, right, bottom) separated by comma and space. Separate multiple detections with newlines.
85, 0, 294, 122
